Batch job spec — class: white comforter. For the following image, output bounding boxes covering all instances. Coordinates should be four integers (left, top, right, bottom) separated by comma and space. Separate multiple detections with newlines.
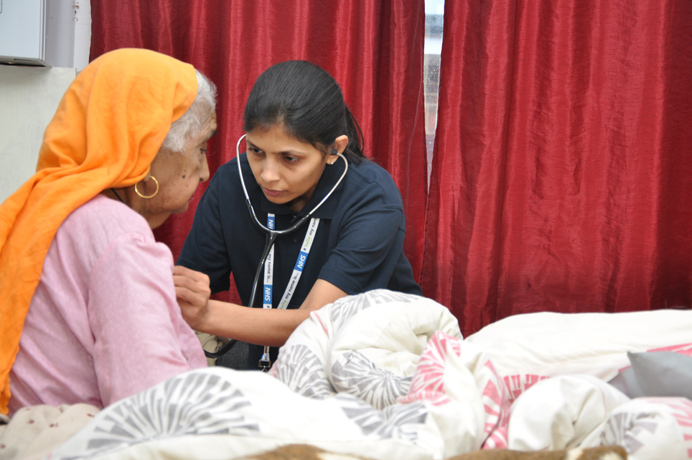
47, 290, 692, 460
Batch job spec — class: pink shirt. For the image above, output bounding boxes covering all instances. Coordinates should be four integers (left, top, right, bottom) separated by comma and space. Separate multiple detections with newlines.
9, 195, 206, 416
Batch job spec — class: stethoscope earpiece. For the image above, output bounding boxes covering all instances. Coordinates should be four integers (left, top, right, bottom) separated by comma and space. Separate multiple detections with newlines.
236, 134, 348, 229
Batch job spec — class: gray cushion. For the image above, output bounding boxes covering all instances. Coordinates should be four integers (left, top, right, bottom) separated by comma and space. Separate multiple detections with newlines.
608, 351, 692, 399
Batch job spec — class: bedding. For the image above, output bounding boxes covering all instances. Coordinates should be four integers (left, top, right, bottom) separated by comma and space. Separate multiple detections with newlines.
503, 375, 630, 451
590, 397, 692, 460
3, 290, 691, 459
463, 308, 692, 402
0, 403, 98, 460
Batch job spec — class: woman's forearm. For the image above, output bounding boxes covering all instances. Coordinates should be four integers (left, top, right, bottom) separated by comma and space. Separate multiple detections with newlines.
196, 300, 312, 347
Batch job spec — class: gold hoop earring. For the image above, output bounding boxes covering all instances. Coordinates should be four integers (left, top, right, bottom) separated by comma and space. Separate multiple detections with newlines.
134, 175, 159, 199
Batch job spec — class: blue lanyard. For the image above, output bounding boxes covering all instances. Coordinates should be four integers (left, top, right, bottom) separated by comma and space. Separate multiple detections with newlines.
262, 214, 320, 310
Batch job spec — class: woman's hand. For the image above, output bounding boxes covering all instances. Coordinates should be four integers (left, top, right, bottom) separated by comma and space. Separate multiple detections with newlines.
173, 265, 212, 330
172, 268, 340, 345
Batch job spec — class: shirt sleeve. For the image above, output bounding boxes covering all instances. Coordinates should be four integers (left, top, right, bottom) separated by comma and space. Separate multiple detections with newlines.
87, 231, 206, 406
177, 180, 233, 293
318, 196, 406, 295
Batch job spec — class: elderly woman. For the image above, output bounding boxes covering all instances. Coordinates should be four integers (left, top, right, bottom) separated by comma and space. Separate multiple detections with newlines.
0, 48, 215, 417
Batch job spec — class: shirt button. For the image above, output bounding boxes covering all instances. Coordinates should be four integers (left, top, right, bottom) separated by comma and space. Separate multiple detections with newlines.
293, 237, 299, 243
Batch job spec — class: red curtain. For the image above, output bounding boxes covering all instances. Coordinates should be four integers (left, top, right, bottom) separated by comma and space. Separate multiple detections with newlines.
421, 0, 692, 336
90, 0, 428, 303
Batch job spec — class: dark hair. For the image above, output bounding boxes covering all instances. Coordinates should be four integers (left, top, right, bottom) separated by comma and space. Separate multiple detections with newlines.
244, 60, 365, 163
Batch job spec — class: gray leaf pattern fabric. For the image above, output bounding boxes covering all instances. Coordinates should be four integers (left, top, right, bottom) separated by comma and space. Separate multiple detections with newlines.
331, 350, 412, 409
335, 394, 427, 441
272, 344, 332, 399
58, 371, 259, 460
328, 290, 420, 332
273, 290, 429, 401
598, 412, 651, 454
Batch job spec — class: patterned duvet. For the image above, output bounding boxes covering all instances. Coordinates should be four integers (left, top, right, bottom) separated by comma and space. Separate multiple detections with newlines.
47, 290, 692, 460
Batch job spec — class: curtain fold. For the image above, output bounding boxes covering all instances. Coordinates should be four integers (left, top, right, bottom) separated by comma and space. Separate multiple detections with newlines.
90, 0, 428, 301
421, 0, 692, 336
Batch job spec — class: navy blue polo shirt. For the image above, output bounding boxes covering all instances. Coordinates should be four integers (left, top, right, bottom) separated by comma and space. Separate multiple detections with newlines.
178, 153, 422, 366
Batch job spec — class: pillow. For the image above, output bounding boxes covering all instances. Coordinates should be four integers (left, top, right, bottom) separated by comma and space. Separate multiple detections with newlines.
464, 309, 692, 402
608, 351, 692, 399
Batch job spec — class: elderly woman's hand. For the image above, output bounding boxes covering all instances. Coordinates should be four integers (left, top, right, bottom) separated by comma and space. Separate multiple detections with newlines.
173, 265, 212, 330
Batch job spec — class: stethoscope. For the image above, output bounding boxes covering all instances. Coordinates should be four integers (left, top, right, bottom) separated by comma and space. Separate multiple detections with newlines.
205, 134, 348, 371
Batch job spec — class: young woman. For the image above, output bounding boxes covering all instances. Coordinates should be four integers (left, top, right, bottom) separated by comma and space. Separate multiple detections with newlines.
174, 60, 422, 370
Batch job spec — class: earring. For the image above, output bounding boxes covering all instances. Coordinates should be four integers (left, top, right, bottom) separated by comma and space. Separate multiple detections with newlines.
134, 175, 159, 199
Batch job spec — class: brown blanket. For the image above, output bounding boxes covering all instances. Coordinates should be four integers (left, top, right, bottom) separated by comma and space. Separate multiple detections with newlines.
239, 445, 627, 460
447, 445, 627, 459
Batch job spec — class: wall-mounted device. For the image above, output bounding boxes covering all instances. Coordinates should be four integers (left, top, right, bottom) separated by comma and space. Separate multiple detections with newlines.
0, 0, 76, 67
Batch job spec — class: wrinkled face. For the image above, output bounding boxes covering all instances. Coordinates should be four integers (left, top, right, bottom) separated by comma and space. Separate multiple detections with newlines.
145, 110, 217, 226
245, 124, 330, 212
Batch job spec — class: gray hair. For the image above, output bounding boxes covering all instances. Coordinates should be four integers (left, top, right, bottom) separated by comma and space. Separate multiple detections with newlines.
161, 69, 217, 153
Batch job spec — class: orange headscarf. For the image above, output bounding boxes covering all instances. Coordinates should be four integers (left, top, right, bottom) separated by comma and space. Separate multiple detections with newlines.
0, 48, 197, 414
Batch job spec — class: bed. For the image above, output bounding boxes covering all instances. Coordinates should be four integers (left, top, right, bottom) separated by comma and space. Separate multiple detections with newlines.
2, 289, 692, 459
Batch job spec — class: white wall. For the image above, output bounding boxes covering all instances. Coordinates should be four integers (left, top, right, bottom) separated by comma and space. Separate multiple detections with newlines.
0, 0, 90, 204
0, 66, 77, 203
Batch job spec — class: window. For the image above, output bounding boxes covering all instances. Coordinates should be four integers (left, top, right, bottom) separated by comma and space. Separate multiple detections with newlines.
424, 0, 444, 181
